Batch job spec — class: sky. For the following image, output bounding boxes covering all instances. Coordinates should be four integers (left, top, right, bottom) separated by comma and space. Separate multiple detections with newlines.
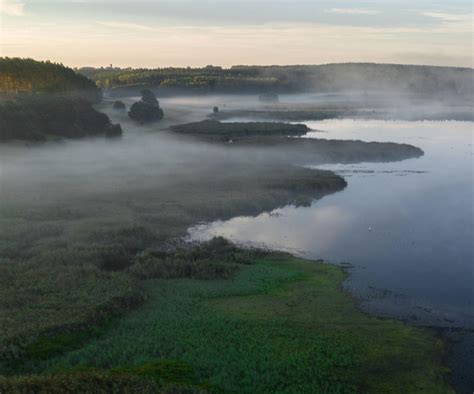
0, 0, 472, 68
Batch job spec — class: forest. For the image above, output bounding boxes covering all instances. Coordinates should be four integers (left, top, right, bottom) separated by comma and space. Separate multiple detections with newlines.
0, 58, 122, 141
77, 63, 473, 97
0, 57, 101, 102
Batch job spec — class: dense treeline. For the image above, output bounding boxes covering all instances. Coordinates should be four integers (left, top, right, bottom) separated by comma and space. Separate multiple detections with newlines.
0, 58, 123, 141
78, 64, 283, 95
0, 57, 101, 102
77, 63, 473, 97
0, 96, 122, 141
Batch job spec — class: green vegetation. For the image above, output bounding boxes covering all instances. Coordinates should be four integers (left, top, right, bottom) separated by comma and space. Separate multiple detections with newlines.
0, 132, 423, 381
1, 57, 100, 102
0, 57, 455, 392
0, 252, 142, 363
3, 252, 452, 393
77, 63, 472, 97
0, 366, 203, 393
0, 165, 346, 363
78, 64, 280, 95
0, 95, 122, 141
170, 120, 309, 139
130, 237, 264, 280
0, 58, 124, 141
129, 89, 164, 123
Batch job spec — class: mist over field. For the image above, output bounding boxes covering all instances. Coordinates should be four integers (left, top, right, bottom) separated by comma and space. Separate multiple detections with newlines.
1, 0, 473, 392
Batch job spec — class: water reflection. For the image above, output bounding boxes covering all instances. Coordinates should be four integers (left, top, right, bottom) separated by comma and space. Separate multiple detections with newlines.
189, 119, 474, 328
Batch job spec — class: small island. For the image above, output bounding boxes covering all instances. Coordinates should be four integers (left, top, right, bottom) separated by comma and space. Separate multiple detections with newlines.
170, 119, 309, 140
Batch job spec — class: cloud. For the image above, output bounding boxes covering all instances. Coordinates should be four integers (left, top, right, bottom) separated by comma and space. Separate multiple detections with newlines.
325, 8, 379, 15
422, 12, 472, 22
96, 21, 157, 31
420, 11, 473, 35
0, 0, 24, 16
3, 18, 471, 68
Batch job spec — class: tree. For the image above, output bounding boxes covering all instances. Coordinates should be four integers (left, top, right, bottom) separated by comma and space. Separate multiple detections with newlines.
128, 90, 164, 124
0, 57, 101, 102
140, 89, 158, 106
0, 96, 122, 141
213, 106, 219, 113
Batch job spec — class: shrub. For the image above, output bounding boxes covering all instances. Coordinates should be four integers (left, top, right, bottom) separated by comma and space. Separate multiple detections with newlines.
129, 254, 237, 280
129, 237, 264, 280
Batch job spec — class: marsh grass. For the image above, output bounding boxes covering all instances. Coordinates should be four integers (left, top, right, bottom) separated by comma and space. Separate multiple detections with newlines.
0, 362, 208, 393
130, 237, 264, 280
0, 165, 347, 363
0, 258, 143, 367
11, 254, 452, 393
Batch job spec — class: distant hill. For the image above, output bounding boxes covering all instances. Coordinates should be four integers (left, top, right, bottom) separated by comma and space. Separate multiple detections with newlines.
0, 57, 101, 102
77, 63, 473, 98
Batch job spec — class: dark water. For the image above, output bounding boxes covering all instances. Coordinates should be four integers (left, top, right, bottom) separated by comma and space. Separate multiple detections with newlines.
190, 119, 474, 328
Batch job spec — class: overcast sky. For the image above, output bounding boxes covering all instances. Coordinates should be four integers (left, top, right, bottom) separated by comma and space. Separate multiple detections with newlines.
0, 0, 472, 68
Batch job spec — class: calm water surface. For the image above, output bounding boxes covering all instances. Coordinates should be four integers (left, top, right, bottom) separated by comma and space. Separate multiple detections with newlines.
190, 119, 474, 327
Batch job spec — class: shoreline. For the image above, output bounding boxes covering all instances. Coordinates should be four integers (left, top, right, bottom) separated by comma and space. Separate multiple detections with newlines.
0, 248, 455, 393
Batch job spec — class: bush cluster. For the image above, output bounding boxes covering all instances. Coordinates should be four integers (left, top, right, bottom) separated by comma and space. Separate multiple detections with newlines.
130, 237, 264, 280
128, 89, 164, 124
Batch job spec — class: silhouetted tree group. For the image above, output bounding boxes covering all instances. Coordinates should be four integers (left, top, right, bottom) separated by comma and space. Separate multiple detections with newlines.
128, 90, 164, 123
0, 96, 122, 141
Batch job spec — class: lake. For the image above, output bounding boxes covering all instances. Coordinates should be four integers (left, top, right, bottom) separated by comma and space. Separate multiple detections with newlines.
190, 119, 474, 329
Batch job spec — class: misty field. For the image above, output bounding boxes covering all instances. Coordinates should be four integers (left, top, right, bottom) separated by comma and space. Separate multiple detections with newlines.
2, 56, 472, 392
